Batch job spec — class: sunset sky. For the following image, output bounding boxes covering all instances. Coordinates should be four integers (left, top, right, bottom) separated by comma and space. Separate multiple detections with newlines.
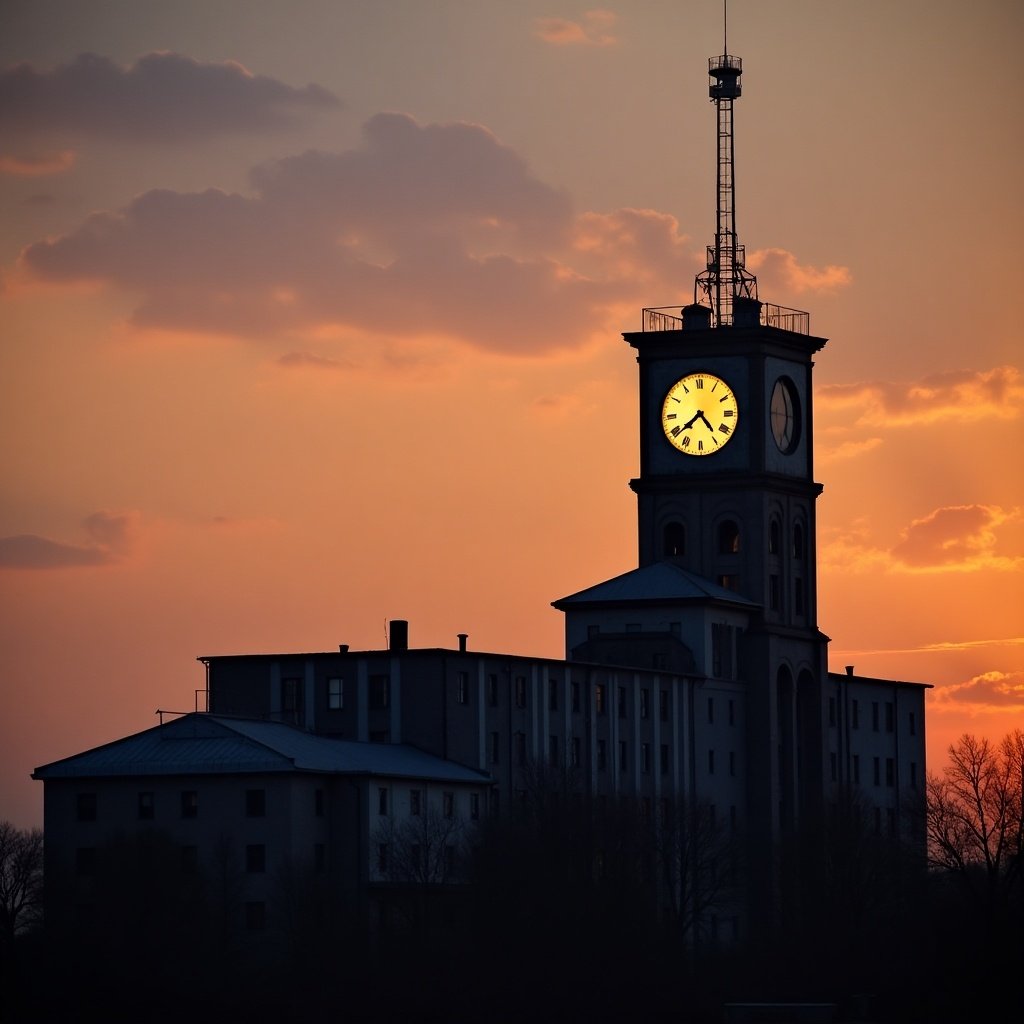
1, 1, 1022, 829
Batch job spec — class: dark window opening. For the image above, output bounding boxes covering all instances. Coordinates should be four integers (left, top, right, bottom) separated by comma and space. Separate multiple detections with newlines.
664, 521, 686, 557
718, 520, 740, 554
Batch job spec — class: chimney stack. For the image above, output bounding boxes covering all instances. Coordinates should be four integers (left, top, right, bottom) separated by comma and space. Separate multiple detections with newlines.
389, 620, 408, 651
845, 665, 854, 677
457, 633, 468, 653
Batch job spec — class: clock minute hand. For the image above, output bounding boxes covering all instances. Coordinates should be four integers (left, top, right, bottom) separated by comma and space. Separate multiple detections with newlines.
697, 411, 714, 431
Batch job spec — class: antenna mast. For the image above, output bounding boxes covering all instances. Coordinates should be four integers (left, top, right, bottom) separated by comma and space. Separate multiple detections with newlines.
694, 1, 758, 327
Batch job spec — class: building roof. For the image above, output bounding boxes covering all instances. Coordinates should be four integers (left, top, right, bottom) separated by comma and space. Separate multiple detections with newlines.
552, 561, 760, 610
32, 714, 493, 784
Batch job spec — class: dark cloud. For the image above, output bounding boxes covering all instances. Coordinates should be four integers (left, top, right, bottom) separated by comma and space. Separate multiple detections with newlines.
0, 52, 339, 141
0, 511, 139, 570
19, 113, 625, 354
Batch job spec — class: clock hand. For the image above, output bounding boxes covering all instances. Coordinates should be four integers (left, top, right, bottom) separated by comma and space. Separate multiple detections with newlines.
681, 411, 701, 429
697, 411, 714, 430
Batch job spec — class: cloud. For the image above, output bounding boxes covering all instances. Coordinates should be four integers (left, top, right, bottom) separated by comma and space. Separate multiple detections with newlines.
0, 51, 339, 142
277, 351, 348, 371
0, 510, 140, 570
17, 113, 633, 354
534, 11, 618, 47
822, 505, 1024, 574
890, 504, 1024, 572
747, 247, 851, 294
818, 366, 1023, 428
0, 149, 76, 176
931, 670, 1024, 711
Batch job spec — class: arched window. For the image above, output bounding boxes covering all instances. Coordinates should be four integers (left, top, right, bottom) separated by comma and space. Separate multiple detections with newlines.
769, 519, 781, 555
793, 523, 805, 560
663, 522, 686, 557
718, 519, 740, 554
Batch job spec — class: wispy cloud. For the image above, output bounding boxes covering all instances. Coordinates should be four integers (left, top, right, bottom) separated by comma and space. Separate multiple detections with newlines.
0, 510, 140, 570
748, 247, 851, 294
930, 670, 1024, 711
0, 51, 339, 143
534, 11, 618, 47
0, 149, 76, 176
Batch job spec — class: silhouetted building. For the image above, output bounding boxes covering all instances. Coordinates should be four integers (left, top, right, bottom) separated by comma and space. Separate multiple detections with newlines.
33, 42, 929, 956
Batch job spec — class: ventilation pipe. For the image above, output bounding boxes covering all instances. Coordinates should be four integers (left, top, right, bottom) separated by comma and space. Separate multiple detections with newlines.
389, 620, 409, 651
457, 633, 468, 653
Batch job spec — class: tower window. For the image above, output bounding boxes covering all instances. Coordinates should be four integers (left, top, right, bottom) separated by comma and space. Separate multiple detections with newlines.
718, 520, 741, 554
769, 519, 781, 555
769, 574, 781, 611
663, 521, 686, 557
793, 523, 805, 560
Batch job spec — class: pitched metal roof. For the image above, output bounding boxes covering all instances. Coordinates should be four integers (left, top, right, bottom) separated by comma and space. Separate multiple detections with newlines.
32, 714, 492, 784
552, 561, 760, 609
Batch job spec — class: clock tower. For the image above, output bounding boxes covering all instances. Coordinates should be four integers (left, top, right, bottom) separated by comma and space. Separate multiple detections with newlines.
556, 39, 832, 897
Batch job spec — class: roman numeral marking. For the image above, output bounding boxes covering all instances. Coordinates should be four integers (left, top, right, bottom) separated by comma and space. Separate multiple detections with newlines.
723, 410, 734, 417
682, 436, 691, 447
719, 424, 731, 435
695, 378, 704, 389
698, 440, 704, 451
670, 426, 682, 438
666, 413, 677, 420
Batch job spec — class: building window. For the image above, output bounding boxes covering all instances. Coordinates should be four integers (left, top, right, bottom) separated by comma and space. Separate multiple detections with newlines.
571, 736, 581, 767
515, 676, 527, 708
910, 762, 918, 789
377, 844, 388, 874
314, 843, 325, 873
181, 791, 198, 819
887, 808, 896, 837
660, 744, 669, 775
282, 677, 302, 715
664, 521, 686, 557
378, 787, 389, 816
546, 678, 557, 711
872, 702, 880, 732
707, 697, 714, 724
597, 739, 607, 771
457, 672, 470, 705
830, 752, 837, 782
617, 686, 627, 718
717, 574, 740, 591
138, 792, 154, 820
873, 757, 880, 787
640, 688, 650, 719
909, 711, 916, 736
769, 574, 781, 611
852, 700, 860, 729
76, 793, 97, 822
660, 689, 669, 722
515, 731, 526, 766
886, 758, 895, 787
246, 844, 266, 873
828, 697, 836, 727
181, 845, 198, 873
619, 740, 628, 773
410, 789, 422, 815
470, 793, 480, 820
328, 677, 344, 709
76, 847, 96, 875
718, 520, 740, 554
708, 749, 715, 775
729, 751, 736, 777
793, 523, 805, 560
885, 702, 894, 733
769, 519, 781, 555
794, 578, 804, 615
246, 789, 266, 818
370, 675, 389, 709
489, 732, 500, 765
641, 743, 651, 774
712, 623, 734, 678
245, 902, 266, 930
549, 735, 559, 767
443, 791, 454, 818
571, 681, 580, 713
488, 674, 499, 707
728, 699, 735, 726
315, 788, 324, 817
595, 684, 606, 715
853, 755, 860, 784
873, 807, 882, 836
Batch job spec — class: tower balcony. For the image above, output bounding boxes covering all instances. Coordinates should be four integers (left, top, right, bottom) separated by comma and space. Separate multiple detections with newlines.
640, 302, 810, 335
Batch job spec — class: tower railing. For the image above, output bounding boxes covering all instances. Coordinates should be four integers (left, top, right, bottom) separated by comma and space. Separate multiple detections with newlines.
641, 302, 810, 335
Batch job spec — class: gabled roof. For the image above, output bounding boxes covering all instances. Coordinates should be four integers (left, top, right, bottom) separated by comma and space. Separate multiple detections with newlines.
32, 714, 492, 784
552, 561, 760, 610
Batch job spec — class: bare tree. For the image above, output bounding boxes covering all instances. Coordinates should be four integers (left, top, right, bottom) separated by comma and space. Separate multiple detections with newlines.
927, 730, 1024, 910
0, 822, 43, 944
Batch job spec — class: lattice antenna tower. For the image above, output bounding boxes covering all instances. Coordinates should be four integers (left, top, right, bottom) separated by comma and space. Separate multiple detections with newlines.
694, 0, 758, 326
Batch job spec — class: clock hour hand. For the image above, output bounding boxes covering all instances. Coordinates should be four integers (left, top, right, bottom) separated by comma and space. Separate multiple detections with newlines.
681, 411, 701, 430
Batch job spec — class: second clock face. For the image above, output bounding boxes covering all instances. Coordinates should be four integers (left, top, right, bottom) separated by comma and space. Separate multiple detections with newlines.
662, 372, 739, 455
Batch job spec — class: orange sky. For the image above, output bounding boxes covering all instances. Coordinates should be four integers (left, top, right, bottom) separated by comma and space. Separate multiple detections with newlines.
1, 1, 1022, 830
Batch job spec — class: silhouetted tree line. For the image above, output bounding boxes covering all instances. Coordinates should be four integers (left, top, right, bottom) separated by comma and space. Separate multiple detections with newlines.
3, 731, 1021, 1022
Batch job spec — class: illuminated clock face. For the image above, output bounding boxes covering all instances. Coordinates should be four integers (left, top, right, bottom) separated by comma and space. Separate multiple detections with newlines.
661, 372, 738, 455
770, 377, 800, 453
